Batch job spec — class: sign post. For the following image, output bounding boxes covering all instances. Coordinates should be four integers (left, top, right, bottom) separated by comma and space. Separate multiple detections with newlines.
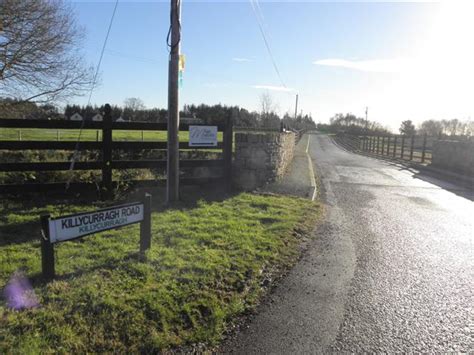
40, 194, 152, 280
139, 193, 152, 255
40, 214, 55, 280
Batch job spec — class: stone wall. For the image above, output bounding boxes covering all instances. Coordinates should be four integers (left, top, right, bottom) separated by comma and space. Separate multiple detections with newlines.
432, 140, 474, 176
233, 132, 296, 190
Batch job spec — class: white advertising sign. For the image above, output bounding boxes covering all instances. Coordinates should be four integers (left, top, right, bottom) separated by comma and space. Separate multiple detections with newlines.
48, 202, 144, 243
189, 125, 218, 147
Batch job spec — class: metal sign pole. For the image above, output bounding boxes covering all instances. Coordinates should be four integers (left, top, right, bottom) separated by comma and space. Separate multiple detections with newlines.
40, 214, 55, 280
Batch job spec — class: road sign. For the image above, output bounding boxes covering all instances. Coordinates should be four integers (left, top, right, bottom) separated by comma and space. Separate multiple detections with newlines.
40, 194, 152, 280
48, 202, 144, 243
189, 125, 218, 147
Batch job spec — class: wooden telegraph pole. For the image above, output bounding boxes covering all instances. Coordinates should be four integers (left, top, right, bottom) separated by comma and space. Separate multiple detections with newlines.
167, 0, 181, 203
365, 106, 368, 130
294, 94, 298, 119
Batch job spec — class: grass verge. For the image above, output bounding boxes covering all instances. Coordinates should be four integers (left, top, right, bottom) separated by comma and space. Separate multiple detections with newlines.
0, 193, 321, 352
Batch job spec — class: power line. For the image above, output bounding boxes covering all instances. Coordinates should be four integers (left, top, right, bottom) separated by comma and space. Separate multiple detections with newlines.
166, 0, 181, 53
249, 0, 287, 89
87, 0, 119, 106
66, 0, 119, 190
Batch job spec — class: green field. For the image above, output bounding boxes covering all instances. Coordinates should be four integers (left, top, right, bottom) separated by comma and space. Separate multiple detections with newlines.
0, 128, 226, 142
0, 193, 321, 352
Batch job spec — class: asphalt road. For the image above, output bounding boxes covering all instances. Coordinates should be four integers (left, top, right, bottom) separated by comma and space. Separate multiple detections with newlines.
224, 133, 473, 353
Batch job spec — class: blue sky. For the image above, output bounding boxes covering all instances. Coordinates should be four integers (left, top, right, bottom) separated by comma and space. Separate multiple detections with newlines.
71, 1, 474, 130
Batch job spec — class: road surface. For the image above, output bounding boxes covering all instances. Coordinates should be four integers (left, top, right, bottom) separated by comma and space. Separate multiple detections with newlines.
224, 133, 473, 353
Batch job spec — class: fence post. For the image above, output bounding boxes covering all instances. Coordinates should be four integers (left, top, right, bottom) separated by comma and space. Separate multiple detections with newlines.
140, 193, 152, 256
401, 136, 405, 159
409, 134, 415, 161
393, 136, 397, 158
372, 136, 375, 152
102, 104, 113, 199
18, 129, 22, 141
223, 115, 233, 192
387, 136, 391, 156
376, 136, 380, 154
421, 133, 427, 163
40, 214, 55, 280
381, 136, 385, 155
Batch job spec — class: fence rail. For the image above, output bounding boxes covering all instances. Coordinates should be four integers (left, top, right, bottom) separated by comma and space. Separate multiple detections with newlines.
0, 105, 233, 196
335, 133, 437, 164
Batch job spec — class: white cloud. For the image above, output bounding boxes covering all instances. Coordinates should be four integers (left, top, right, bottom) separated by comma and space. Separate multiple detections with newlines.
252, 85, 294, 92
232, 57, 252, 62
313, 58, 406, 73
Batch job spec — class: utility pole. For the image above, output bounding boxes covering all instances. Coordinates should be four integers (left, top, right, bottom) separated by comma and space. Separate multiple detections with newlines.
294, 94, 298, 119
167, 0, 181, 203
365, 106, 369, 131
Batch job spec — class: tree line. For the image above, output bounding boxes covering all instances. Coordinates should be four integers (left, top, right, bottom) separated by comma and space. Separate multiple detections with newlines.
318, 113, 473, 137
0, 97, 317, 131
317, 113, 391, 135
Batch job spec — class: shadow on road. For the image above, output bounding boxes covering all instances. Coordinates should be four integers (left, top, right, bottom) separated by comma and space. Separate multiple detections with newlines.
386, 162, 474, 202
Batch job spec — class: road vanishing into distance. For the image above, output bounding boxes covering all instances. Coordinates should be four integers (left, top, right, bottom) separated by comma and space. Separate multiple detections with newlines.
225, 133, 473, 353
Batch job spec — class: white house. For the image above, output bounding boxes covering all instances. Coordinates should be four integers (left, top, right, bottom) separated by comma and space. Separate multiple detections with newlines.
92, 113, 103, 121
70, 112, 83, 121
116, 117, 125, 122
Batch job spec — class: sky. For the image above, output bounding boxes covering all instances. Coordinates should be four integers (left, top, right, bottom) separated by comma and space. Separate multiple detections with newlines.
70, 0, 474, 131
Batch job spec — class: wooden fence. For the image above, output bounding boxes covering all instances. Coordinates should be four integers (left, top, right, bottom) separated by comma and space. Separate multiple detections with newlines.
359, 133, 433, 163
0, 105, 233, 195
335, 133, 436, 164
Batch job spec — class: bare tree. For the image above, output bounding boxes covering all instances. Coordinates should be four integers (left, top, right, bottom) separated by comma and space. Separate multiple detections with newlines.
123, 97, 146, 111
259, 92, 275, 118
0, 0, 94, 103
259, 92, 280, 129
123, 97, 146, 122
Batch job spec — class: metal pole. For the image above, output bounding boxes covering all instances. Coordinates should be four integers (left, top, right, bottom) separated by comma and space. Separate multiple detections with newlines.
40, 214, 55, 280
140, 193, 152, 255
167, 0, 181, 203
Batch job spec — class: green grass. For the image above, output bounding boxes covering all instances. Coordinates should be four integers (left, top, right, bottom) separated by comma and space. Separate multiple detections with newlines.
0, 193, 321, 352
0, 128, 226, 142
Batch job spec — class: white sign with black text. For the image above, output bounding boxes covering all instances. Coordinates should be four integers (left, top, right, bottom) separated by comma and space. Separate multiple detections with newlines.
189, 125, 218, 147
48, 202, 144, 243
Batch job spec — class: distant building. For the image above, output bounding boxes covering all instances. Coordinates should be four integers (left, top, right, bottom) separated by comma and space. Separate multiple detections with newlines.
181, 116, 204, 125
70, 112, 83, 121
116, 117, 125, 122
92, 113, 103, 121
